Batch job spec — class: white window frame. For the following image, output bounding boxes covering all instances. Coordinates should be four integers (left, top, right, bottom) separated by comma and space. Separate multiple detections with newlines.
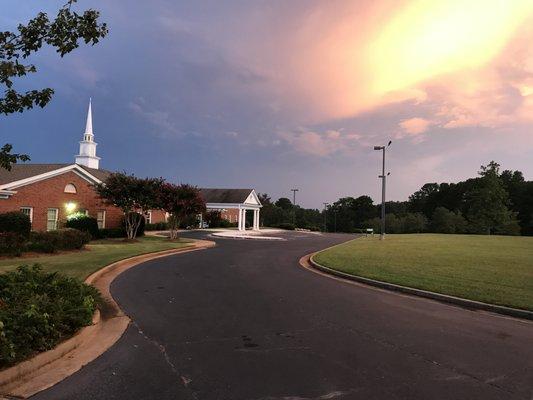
47, 208, 59, 231
64, 183, 77, 194
145, 211, 152, 224
20, 206, 33, 224
97, 210, 106, 229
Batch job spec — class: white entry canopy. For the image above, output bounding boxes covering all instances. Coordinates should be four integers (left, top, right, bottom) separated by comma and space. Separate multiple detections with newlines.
200, 188, 262, 231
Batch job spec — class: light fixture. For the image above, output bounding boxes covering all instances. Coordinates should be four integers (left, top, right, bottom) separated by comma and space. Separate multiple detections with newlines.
65, 202, 77, 213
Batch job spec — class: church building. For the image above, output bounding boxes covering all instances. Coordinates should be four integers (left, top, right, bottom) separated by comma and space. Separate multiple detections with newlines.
0, 101, 261, 231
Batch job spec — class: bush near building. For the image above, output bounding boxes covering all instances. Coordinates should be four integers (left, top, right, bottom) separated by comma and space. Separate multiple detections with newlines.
0, 212, 31, 238
0, 265, 100, 368
65, 214, 100, 239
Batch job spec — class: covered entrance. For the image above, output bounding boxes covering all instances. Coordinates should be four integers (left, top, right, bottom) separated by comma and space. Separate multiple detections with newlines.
199, 188, 262, 231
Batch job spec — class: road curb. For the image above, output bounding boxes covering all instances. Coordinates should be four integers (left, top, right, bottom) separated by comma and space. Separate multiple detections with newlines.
302, 253, 533, 321
0, 239, 216, 399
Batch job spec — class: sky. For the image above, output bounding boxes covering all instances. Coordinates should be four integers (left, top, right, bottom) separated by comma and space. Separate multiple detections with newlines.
2, 0, 533, 208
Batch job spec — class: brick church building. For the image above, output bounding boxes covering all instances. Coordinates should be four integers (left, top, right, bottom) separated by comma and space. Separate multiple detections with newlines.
0, 101, 261, 231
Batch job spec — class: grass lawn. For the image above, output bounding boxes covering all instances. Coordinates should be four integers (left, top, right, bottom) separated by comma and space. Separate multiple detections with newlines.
314, 234, 533, 311
0, 236, 193, 280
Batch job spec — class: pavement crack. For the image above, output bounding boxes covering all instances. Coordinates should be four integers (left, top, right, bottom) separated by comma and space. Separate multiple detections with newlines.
252, 388, 360, 400
132, 321, 198, 399
327, 320, 517, 398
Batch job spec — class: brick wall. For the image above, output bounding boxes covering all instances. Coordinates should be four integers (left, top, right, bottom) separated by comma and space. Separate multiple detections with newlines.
0, 171, 123, 231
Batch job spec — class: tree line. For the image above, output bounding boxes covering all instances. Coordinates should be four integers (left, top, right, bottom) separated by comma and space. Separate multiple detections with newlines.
260, 162, 533, 236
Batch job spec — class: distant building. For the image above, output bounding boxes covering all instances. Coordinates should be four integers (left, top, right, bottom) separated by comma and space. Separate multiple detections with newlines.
0, 101, 260, 231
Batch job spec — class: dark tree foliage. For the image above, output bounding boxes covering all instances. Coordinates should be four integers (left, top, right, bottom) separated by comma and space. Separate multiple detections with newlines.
158, 183, 205, 239
1, 0, 108, 169
96, 173, 164, 239
275, 197, 293, 210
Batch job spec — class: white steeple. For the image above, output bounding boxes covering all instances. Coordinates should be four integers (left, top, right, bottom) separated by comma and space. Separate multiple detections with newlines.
75, 98, 100, 169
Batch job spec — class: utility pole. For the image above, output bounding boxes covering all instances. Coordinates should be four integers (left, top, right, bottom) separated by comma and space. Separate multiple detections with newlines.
291, 188, 299, 225
323, 202, 329, 232
374, 141, 392, 240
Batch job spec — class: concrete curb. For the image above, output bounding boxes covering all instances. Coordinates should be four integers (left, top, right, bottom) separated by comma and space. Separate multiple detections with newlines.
0, 239, 216, 399
301, 253, 533, 322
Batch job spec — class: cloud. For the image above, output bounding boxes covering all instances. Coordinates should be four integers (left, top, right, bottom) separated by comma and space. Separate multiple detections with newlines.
128, 99, 182, 138
279, 128, 363, 157
399, 118, 432, 135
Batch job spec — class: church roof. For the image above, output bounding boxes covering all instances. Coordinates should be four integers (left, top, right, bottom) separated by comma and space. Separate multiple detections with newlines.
0, 164, 111, 186
199, 188, 254, 204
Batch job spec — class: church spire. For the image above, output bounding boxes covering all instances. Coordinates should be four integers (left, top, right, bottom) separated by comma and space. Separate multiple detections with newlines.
75, 98, 100, 169
84, 98, 93, 138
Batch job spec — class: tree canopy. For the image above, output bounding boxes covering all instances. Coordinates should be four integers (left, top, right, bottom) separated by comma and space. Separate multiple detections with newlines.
1, 0, 108, 170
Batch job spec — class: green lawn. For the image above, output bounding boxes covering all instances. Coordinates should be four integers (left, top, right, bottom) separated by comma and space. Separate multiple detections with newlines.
0, 236, 193, 280
314, 234, 533, 311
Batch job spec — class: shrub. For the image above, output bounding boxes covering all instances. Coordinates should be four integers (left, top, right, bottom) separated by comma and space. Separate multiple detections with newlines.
0, 232, 26, 256
65, 215, 100, 238
275, 222, 296, 230
98, 227, 126, 238
0, 265, 100, 367
218, 219, 232, 228
145, 222, 169, 231
0, 211, 31, 239
28, 229, 91, 253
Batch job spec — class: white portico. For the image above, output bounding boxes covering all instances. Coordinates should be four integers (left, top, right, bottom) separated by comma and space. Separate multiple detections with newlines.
200, 188, 262, 231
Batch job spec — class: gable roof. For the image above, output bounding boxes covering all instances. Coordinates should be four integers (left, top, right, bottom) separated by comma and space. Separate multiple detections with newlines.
199, 188, 256, 204
0, 163, 112, 189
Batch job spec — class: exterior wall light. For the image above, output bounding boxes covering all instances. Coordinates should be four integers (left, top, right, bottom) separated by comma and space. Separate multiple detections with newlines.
65, 202, 77, 213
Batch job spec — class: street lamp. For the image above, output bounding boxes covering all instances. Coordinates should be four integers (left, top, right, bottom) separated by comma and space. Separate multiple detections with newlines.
291, 188, 299, 225
374, 140, 391, 240
323, 202, 329, 232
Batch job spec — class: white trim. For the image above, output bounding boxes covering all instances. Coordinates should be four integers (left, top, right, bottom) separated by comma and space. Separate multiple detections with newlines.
20, 206, 33, 223
144, 211, 152, 224
206, 202, 261, 210
97, 210, 106, 229
0, 164, 103, 191
47, 208, 59, 231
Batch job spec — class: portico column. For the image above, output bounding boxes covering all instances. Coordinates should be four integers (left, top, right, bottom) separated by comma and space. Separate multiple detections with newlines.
238, 208, 244, 231
253, 209, 259, 230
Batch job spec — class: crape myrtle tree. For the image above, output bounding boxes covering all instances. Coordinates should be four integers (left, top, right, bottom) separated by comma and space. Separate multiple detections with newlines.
1, 0, 108, 170
159, 183, 205, 239
96, 173, 164, 239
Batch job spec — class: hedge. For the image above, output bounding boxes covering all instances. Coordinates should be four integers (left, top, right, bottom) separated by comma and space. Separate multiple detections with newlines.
0, 265, 100, 367
27, 229, 92, 253
0, 212, 31, 239
65, 215, 100, 239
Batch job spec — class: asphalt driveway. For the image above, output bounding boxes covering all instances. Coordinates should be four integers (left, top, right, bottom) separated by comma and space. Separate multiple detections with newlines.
34, 231, 533, 399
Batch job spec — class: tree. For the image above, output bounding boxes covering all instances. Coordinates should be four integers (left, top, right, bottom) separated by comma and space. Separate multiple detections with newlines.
1, 0, 108, 169
402, 213, 427, 233
464, 161, 519, 235
96, 173, 164, 239
275, 197, 293, 211
159, 183, 205, 239
430, 207, 466, 234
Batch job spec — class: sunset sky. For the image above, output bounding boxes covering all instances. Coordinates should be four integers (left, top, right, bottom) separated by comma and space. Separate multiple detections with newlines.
2, 0, 533, 208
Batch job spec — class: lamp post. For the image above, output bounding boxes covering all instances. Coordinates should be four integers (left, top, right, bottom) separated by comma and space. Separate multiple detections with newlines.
374, 141, 391, 240
291, 188, 299, 225
323, 202, 329, 232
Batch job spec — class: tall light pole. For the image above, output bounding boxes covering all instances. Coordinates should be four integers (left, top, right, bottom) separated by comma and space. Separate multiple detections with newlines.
291, 188, 299, 225
374, 141, 391, 240
323, 202, 329, 232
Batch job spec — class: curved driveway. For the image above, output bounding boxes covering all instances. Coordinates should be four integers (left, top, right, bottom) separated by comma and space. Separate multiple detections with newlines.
35, 232, 533, 400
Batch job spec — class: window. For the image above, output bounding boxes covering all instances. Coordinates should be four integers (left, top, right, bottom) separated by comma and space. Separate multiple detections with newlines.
97, 210, 106, 229
144, 211, 152, 224
47, 208, 59, 231
20, 207, 33, 224
64, 183, 77, 194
